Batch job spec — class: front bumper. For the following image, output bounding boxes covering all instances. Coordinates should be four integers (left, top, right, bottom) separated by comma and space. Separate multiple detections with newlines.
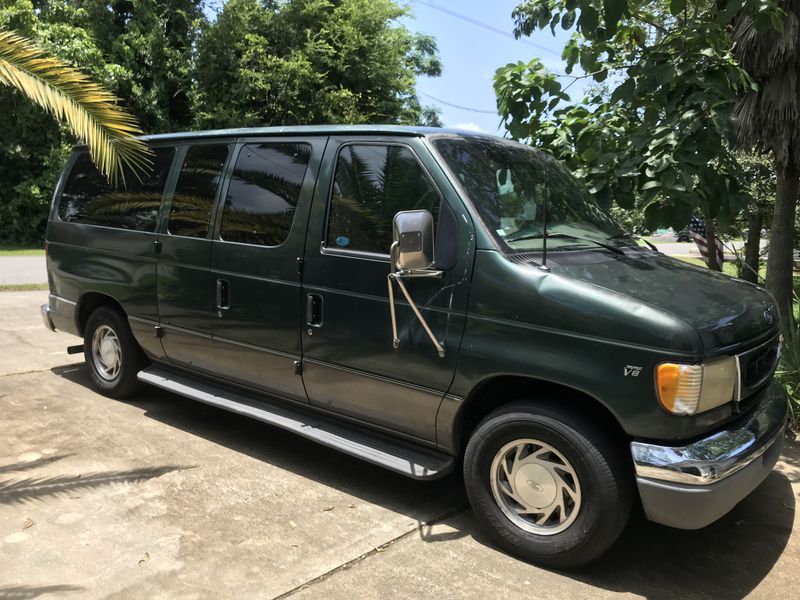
630, 382, 787, 529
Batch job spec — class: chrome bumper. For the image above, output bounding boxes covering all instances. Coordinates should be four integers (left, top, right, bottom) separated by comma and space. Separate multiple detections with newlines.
631, 382, 787, 486
40, 303, 56, 332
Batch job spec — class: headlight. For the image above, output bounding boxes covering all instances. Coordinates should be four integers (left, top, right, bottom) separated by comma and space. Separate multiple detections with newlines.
656, 356, 738, 415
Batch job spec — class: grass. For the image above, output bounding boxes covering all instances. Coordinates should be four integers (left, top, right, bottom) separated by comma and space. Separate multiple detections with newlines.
672, 256, 764, 279
0, 245, 45, 256
0, 282, 48, 292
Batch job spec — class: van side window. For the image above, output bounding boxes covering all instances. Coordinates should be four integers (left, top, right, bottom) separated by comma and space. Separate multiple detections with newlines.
221, 143, 311, 246
168, 144, 229, 238
326, 144, 440, 254
58, 147, 175, 231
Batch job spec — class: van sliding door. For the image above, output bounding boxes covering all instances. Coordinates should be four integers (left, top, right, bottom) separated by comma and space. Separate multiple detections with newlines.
209, 137, 325, 402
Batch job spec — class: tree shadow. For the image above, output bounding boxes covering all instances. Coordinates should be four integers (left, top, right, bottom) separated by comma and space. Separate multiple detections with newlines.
0, 585, 84, 599
0, 465, 189, 505
0, 454, 72, 476
51, 364, 470, 529
50, 364, 797, 599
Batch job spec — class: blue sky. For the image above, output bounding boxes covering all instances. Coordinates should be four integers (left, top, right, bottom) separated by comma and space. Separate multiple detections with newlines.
401, 0, 585, 134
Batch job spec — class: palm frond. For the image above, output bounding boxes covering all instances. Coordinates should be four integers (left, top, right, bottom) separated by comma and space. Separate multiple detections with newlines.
0, 29, 151, 185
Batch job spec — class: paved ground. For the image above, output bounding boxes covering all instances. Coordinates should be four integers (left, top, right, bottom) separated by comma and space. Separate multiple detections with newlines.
0, 256, 47, 285
1, 290, 798, 600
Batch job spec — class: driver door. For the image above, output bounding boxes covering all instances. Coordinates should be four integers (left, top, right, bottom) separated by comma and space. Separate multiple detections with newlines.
299, 137, 475, 443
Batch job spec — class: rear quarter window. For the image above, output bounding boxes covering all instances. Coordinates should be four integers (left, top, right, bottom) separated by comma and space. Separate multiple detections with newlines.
57, 147, 175, 231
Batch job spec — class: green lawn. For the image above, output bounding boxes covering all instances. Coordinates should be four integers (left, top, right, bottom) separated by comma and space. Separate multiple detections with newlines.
0, 245, 45, 256
0, 283, 49, 292
673, 256, 757, 278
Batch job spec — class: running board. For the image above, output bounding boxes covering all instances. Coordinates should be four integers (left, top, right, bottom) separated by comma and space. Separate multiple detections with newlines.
137, 366, 454, 480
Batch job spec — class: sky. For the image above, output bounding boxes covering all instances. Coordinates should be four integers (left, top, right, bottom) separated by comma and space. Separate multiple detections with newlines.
401, 0, 587, 135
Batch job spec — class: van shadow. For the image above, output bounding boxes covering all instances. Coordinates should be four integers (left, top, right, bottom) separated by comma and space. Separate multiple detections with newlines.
51, 364, 470, 533
52, 365, 797, 599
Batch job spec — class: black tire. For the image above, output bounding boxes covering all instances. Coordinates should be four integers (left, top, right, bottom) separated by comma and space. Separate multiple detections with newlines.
463, 401, 632, 568
83, 306, 146, 398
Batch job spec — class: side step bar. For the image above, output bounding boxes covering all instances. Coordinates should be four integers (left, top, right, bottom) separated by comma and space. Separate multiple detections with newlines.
137, 366, 454, 480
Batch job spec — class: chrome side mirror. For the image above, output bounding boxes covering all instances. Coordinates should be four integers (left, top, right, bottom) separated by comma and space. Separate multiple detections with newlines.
391, 210, 435, 272
387, 209, 445, 358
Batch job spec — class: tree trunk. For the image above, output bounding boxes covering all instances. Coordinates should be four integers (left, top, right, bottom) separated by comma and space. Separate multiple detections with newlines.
742, 210, 762, 284
705, 216, 722, 271
766, 162, 799, 323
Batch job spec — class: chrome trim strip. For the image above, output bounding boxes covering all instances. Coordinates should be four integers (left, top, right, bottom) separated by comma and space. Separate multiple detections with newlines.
630, 382, 787, 485
51, 294, 77, 306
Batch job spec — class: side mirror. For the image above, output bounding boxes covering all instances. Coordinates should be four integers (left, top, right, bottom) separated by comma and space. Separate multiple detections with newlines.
391, 210, 434, 272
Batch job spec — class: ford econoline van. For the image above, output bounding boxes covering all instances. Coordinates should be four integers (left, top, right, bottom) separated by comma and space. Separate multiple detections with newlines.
41, 126, 787, 567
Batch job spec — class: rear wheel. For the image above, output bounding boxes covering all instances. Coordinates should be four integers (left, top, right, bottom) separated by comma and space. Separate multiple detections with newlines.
83, 306, 145, 398
463, 401, 632, 568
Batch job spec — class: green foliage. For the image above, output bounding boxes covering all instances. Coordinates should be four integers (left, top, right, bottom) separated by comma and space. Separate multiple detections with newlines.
1, 0, 441, 244
195, 0, 441, 127
776, 296, 800, 428
494, 0, 784, 230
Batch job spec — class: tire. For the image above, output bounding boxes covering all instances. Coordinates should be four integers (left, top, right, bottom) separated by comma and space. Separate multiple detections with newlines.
83, 306, 146, 398
463, 401, 632, 568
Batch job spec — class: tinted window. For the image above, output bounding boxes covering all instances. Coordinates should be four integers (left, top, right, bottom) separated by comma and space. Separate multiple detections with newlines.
58, 147, 175, 231
326, 144, 440, 254
221, 143, 311, 246
168, 144, 229, 238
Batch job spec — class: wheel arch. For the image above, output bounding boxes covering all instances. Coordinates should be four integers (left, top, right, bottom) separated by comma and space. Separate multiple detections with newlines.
75, 291, 127, 336
449, 374, 629, 455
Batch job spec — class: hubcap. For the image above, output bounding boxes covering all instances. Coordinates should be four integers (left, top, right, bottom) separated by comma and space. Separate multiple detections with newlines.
490, 438, 582, 535
91, 325, 122, 381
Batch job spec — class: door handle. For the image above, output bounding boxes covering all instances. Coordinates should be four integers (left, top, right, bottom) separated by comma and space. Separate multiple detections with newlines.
216, 279, 230, 310
306, 293, 323, 327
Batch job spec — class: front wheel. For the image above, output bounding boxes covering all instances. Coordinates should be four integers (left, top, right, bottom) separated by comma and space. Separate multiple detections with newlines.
463, 401, 632, 568
83, 306, 145, 398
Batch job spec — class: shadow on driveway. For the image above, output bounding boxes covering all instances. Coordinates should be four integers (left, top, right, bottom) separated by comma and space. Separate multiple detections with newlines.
52, 363, 797, 600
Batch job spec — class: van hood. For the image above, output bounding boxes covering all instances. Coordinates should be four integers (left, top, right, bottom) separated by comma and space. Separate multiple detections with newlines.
549, 250, 778, 353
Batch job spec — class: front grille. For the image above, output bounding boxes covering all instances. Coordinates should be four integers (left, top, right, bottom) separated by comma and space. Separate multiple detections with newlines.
736, 336, 780, 411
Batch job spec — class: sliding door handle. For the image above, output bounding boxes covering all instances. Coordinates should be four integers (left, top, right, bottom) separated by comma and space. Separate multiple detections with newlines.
306, 293, 323, 327
216, 279, 230, 310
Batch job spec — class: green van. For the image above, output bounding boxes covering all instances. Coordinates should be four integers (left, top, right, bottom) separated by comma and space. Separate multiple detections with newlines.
41, 126, 787, 567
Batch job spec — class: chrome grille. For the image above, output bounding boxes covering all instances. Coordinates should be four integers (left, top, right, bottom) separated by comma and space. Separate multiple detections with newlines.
735, 336, 780, 411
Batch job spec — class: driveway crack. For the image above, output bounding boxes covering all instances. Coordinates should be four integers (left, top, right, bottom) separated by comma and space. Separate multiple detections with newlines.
271, 506, 468, 600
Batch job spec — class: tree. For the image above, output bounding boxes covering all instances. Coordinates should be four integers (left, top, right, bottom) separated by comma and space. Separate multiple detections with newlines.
737, 152, 774, 283
195, 0, 442, 127
0, 0, 201, 243
734, 3, 800, 319
74, 0, 206, 132
494, 1, 783, 272
0, 29, 148, 183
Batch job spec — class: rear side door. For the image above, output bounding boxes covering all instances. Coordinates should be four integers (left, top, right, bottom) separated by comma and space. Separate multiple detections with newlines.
209, 137, 325, 402
157, 141, 232, 373
300, 136, 475, 443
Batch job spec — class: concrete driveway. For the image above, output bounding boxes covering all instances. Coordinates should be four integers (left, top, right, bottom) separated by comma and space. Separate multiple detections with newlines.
1, 290, 798, 600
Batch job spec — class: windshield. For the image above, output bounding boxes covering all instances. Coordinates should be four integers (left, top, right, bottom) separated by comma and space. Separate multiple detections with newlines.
432, 137, 632, 253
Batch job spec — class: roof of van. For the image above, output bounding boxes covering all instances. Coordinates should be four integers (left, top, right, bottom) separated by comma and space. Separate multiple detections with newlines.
139, 124, 500, 142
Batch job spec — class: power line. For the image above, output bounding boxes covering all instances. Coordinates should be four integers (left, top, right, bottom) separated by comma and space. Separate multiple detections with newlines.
418, 91, 497, 114
410, 0, 562, 58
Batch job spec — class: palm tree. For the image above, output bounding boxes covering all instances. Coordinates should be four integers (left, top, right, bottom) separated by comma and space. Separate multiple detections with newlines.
0, 29, 150, 185
734, 5, 800, 321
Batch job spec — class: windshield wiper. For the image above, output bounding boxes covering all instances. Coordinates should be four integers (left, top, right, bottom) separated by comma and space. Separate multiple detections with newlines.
506, 232, 626, 255
608, 232, 659, 252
